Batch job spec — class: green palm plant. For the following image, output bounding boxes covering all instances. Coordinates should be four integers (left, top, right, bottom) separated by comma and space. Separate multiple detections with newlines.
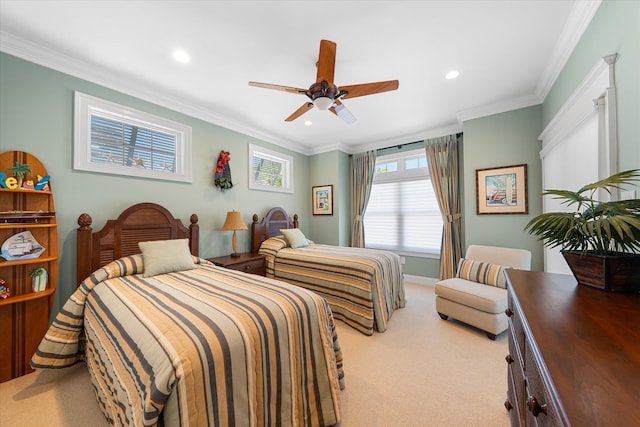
525, 169, 640, 256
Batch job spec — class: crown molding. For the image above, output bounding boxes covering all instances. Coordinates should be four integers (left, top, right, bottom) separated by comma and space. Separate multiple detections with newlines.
535, 0, 602, 101
456, 94, 541, 123
0, 31, 312, 156
347, 123, 463, 155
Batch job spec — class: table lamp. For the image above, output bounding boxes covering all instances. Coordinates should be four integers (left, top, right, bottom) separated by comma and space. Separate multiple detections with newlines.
221, 210, 247, 257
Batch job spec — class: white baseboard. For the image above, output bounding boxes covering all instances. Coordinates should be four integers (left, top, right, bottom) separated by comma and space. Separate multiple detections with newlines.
404, 274, 438, 286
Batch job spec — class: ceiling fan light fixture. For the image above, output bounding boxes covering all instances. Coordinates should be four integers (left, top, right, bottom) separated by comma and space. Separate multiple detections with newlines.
313, 96, 334, 110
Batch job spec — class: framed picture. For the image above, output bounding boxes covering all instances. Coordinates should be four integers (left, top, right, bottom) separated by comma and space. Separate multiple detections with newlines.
312, 185, 333, 215
476, 164, 528, 215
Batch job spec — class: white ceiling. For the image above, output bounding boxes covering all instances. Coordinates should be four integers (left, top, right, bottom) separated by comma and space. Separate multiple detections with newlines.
0, 1, 601, 155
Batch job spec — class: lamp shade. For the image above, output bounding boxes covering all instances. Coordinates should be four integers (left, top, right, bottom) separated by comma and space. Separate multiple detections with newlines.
313, 96, 334, 110
221, 211, 247, 231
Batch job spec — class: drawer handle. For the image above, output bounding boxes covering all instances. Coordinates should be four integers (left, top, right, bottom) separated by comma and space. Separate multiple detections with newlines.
504, 399, 513, 411
526, 396, 547, 417
244, 265, 251, 270
505, 308, 514, 317
505, 354, 514, 364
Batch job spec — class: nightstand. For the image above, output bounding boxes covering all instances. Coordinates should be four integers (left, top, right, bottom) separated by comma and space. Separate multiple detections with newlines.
207, 253, 266, 276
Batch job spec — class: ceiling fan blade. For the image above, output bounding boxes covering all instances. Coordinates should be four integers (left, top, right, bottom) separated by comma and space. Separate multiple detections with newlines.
339, 80, 399, 99
285, 102, 314, 122
330, 99, 356, 124
248, 81, 307, 95
316, 39, 336, 84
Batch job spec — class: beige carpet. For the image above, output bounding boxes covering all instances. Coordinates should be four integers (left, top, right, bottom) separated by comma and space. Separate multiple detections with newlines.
1, 282, 510, 427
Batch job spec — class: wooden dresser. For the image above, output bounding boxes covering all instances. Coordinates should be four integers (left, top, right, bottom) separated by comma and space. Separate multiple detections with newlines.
504, 269, 640, 427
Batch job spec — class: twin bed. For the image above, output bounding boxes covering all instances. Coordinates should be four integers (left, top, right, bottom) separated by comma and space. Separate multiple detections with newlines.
31, 203, 404, 426
32, 203, 343, 427
251, 207, 405, 336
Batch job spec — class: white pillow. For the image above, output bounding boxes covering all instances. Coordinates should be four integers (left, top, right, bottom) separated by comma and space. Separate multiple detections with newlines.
280, 228, 310, 248
138, 239, 196, 277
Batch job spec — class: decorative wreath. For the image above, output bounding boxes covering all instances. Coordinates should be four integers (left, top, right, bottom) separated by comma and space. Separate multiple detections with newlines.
214, 150, 233, 190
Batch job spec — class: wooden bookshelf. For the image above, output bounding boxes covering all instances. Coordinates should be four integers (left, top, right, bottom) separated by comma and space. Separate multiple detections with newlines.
0, 151, 59, 382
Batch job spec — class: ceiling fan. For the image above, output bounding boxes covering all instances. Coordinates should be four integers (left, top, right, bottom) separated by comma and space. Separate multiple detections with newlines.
248, 39, 399, 124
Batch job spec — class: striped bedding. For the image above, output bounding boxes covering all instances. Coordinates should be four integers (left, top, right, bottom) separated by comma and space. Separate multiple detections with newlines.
32, 255, 344, 427
259, 237, 405, 335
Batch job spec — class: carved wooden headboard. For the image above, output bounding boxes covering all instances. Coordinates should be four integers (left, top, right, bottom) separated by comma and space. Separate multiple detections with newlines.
76, 202, 199, 283
251, 207, 298, 253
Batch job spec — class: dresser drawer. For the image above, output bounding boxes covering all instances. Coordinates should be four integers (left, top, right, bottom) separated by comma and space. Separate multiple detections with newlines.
524, 340, 561, 427
506, 365, 523, 427
507, 288, 525, 362
228, 258, 266, 275
208, 254, 267, 276
507, 326, 526, 427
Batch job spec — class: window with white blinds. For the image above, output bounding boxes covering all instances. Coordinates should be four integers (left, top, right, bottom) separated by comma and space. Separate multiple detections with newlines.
248, 144, 293, 193
363, 148, 443, 254
74, 92, 192, 182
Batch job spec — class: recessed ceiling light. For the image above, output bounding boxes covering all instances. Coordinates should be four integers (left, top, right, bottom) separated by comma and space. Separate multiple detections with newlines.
445, 70, 460, 80
304, 121, 313, 126
173, 50, 190, 63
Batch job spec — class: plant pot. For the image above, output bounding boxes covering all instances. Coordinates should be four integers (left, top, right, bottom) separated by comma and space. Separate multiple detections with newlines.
562, 251, 640, 293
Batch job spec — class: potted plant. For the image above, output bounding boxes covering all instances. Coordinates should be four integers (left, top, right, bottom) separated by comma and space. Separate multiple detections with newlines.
525, 169, 640, 292
29, 267, 48, 292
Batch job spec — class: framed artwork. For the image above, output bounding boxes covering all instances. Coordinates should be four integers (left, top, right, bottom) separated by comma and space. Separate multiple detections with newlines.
312, 185, 333, 215
476, 164, 528, 214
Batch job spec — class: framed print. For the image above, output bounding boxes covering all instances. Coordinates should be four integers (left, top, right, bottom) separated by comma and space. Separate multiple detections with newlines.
476, 164, 528, 214
312, 185, 333, 215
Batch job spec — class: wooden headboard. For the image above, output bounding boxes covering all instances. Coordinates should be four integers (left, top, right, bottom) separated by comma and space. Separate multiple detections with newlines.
251, 207, 298, 253
76, 202, 199, 283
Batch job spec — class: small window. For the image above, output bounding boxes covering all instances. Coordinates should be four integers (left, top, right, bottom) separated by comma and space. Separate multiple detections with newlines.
375, 161, 398, 174
248, 144, 293, 193
74, 92, 192, 182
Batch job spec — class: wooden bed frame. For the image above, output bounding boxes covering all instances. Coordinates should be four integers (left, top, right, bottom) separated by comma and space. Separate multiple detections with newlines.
76, 202, 199, 283
251, 207, 298, 253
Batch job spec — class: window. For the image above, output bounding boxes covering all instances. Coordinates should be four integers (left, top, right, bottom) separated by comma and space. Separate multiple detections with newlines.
364, 148, 443, 255
248, 144, 293, 193
74, 92, 192, 182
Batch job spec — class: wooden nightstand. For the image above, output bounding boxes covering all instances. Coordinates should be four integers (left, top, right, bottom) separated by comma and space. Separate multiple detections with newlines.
207, 253, 266, 276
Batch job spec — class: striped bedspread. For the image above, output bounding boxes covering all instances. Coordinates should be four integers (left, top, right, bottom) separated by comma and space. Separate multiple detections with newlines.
32, 255, 344, 427
259, 237, 405, 335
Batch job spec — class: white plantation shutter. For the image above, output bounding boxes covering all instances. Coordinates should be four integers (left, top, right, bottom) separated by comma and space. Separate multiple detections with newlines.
364, 149, 443, 254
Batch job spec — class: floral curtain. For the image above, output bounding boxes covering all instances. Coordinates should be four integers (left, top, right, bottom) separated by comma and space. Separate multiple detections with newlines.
350, 151, 376, 248
425, 134, 463, 279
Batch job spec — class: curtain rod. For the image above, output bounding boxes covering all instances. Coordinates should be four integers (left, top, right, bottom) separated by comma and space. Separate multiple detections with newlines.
375, 133, 463, 153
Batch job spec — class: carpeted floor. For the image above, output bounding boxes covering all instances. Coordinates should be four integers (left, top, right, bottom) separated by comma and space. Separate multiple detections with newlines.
1, 282, 510, 426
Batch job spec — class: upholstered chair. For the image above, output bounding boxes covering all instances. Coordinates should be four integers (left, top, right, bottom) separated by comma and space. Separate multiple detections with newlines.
434, 245, 531, 340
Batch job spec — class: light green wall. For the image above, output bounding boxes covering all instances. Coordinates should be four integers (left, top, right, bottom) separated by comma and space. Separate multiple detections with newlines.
543, 0, 639, 173
308, 150, 342, 244
337, 151, 351, 246
0, 52, 309, 314
462, 106, 544, 271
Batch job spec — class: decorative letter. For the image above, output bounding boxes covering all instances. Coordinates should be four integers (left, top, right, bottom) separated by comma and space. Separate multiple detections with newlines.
5, 176, 18, 189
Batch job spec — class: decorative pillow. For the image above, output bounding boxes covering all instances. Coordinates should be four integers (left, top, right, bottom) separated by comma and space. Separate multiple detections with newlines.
260, 236, 288, 252
280, 228, 310, 248
138, 239, 197, 277
456, 258, 509, 289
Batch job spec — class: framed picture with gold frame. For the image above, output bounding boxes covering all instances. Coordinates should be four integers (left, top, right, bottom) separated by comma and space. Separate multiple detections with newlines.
476, 164, 528, 214
312, 185, 333, 215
